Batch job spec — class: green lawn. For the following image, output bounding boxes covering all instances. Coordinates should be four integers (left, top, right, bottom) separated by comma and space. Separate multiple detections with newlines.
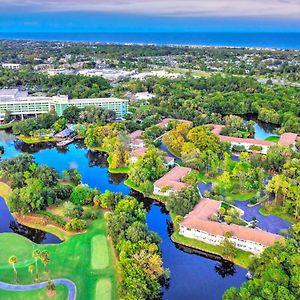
107, 157, 130, 174
171, 232, 251, 268
0, 122, 14, 130
0, 212, 118, 300
17, 135, 56, 144
264, 136, 280, 142
197, 172, 257, 201
0, 285, 68, 300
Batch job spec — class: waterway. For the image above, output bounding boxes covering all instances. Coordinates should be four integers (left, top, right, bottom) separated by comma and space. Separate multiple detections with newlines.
0, 131, 246, 300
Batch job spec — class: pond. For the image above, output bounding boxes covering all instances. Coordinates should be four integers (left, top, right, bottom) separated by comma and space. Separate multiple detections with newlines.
0, 131, 246, 300
243, 115, 278, 140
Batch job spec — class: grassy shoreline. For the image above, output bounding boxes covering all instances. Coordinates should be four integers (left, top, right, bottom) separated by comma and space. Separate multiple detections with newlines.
17, 135, 58, 144
123, 179, 251, 268
89, 146, 130, 174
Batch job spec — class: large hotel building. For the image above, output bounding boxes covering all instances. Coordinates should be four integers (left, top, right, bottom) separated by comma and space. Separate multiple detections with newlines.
0, 89, 128, 121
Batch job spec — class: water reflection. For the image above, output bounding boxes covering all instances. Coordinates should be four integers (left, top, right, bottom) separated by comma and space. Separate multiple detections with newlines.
0, 197, 62, 244
0, 132, 246, 299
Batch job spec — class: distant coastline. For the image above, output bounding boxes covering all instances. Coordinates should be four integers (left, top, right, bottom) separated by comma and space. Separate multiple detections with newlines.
0, 32, 299, 50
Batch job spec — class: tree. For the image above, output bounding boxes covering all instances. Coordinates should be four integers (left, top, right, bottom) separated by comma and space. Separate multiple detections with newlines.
52, 117, 67, 133
220, 238, 237, 260
223, 224, 300, 300
39, 250, 50, 273
70, 185, 92, 205
46, 280, 56, 297
129, 148, 167, 187
32, 249, 40, 280
65, 218, 87, 231
8, 256, 18, 282
167, 186, 200, 216
62, 105, 80, 123
28, 265, 34, 282
188, 126, 220, 153
33, 165, 59, 186
63, 168, 82, 185
266, 174, 290, 206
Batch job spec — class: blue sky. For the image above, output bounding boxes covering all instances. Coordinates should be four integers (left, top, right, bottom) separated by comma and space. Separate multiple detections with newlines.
0, 0, 299, 32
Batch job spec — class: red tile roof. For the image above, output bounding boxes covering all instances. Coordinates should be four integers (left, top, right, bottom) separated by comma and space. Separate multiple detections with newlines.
181, 198, 283, 247
279, 133, 298, 146
210, 124, 274, 147
131, 147, 147, 158
129, 130, 144, 140
218, 135, 274, 146
157, 118, 193, 128
154, 166, 191, 190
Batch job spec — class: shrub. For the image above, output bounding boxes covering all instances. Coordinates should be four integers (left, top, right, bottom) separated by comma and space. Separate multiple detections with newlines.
65, 218, 87, 232
232, 145, 246, 152
82, 209, 97, 220
37, 211, 66, 227
249, 145, 263, 152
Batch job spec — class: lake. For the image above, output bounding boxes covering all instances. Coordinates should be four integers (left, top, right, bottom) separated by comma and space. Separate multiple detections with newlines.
0, 132, 246, 300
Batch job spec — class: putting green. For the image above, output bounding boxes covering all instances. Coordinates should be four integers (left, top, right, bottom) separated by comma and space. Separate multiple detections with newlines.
0, 234, 35, 268
91, 235, 109, 270
96, 279, 111, 300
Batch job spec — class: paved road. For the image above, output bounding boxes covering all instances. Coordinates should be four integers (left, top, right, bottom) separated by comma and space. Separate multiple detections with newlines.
197, 180, 291, 234
233, 200, 291, 234
0, 278, 76, 300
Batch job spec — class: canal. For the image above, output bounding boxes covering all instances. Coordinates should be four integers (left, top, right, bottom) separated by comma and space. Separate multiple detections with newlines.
0, 131, 246, 300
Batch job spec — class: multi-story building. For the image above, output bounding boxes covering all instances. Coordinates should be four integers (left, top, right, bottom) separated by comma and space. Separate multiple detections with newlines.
1, 63, 21, 70
211, 124, 298, 154
153, 166, 191, 196
179, 198, 283, 254
0, 89, 128, 121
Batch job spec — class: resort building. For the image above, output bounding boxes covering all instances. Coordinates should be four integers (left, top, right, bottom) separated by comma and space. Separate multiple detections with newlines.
0, 88, 128, 121
153, 166, 191, 196
179, 198, 283, 255
1, 63, 21, 70
129, 130, 145, 149
211, 124, 298, 154
279, 133, 298, 151
130, 147, 175, 167
157, 118, 193, 129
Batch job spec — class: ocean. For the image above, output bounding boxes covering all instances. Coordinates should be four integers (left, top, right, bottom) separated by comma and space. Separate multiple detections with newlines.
0, 32, 299, 50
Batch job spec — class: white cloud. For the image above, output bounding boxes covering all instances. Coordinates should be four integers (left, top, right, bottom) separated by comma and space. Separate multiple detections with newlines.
0, 0, 299, 18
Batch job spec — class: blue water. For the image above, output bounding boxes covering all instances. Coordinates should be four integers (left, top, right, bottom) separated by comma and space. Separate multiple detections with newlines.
0, 133, 246, 299
0, 32, 299, 49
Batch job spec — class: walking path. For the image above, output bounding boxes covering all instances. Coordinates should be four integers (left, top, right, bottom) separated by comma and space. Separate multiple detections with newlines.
0, 278, 76, 300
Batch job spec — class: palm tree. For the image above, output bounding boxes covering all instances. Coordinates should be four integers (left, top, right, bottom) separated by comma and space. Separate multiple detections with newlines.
39, 250, 50, 273
28, 265, 34, 282
32, 249, 40, 280
8, 256, 18, 283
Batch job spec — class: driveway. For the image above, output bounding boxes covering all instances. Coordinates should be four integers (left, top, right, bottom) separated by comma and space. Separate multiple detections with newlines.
0, 278, 76, 300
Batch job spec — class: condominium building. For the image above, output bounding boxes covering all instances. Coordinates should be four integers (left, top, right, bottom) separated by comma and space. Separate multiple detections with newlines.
211, 124, 298, 154
153, 166, 191, 196
0, 89, 128, 121
180, 198, 283, 254
1, 63, 21, 70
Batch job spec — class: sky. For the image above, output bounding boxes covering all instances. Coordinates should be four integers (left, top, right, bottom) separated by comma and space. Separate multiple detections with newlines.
0, 0, 299, 33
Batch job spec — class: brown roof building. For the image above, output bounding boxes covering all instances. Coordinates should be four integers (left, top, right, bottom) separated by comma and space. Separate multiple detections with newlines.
153, 166, 191, 196
180, 198, 283, 254
157, 118, 193, 128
